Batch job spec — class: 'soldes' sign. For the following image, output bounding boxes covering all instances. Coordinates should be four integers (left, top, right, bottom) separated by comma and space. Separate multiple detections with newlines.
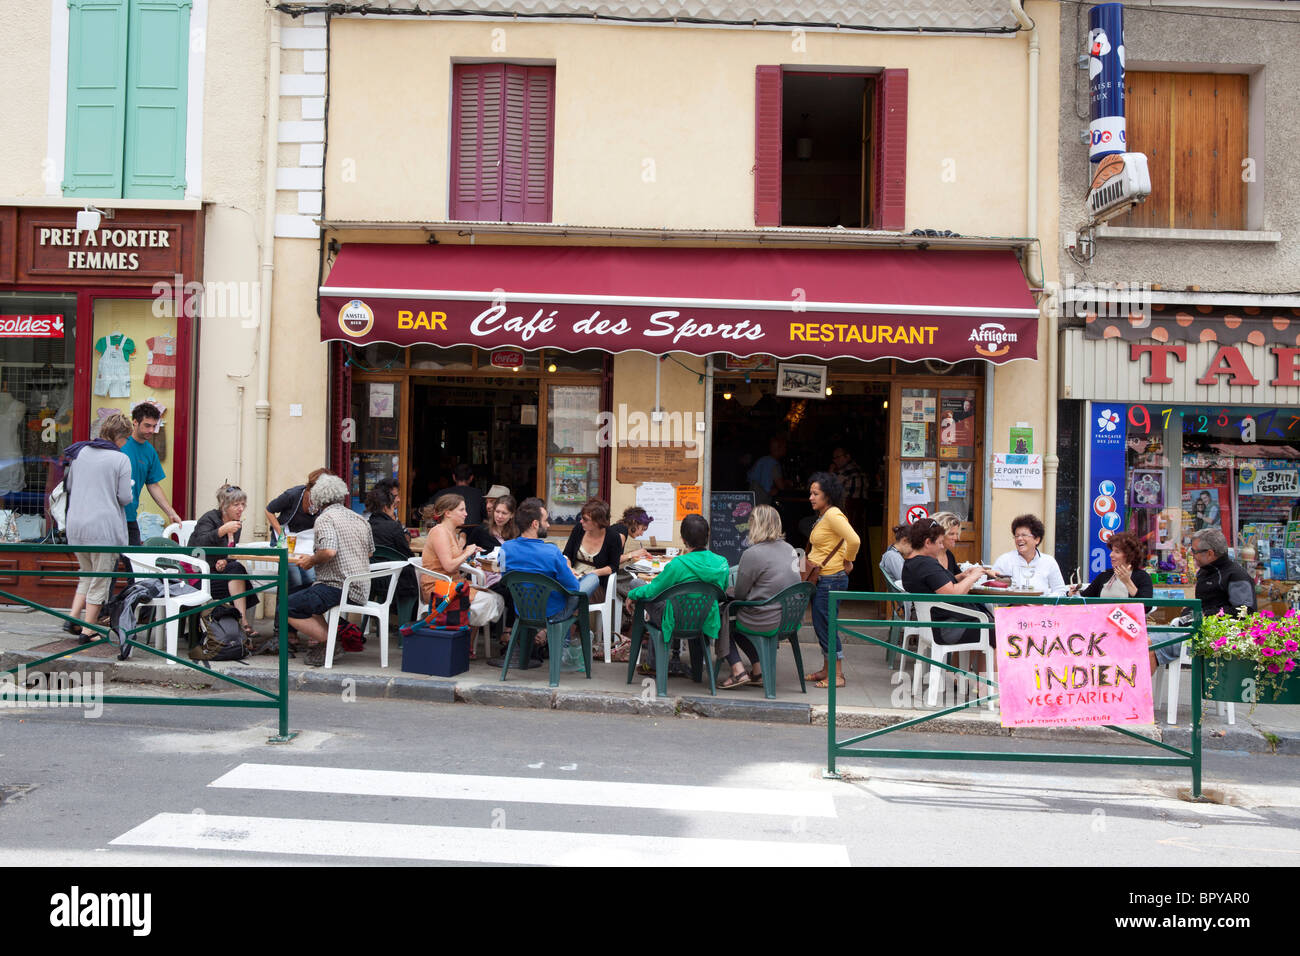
0, 314, 64, 338
994, 604, 1154, 727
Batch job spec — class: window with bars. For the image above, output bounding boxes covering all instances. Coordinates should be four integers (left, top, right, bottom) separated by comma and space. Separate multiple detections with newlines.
450, 64, 555, 223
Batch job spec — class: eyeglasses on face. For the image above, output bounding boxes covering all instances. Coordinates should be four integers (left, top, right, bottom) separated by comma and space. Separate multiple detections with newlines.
1191, 547, 1213, 555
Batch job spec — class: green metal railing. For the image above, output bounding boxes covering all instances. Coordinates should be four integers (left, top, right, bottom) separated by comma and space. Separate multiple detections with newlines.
827, 591, 1204, 798
0, 543, 294, 742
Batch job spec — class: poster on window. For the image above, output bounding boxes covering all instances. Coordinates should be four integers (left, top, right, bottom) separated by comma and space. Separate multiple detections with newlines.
550, 457, 590, 505
901, 462, 932, 505
901, 423, 927, 458
1181, 485, 1231, 542
368, 383, 394, 418
1128, 469, 1164, 509
940, 397, 975, 449
903, 396, 936, 423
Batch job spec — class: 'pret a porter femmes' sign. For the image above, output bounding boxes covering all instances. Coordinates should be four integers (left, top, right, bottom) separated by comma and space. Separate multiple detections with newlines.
26, 221, 183, 277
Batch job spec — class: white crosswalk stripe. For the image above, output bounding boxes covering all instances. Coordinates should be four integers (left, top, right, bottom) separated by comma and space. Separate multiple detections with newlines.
110, 762, 849, 866
209, 762, 838, 818
112, 812, 850, 866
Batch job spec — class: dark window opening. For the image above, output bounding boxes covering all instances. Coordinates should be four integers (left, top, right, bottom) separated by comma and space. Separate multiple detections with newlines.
781, 74, 874, 228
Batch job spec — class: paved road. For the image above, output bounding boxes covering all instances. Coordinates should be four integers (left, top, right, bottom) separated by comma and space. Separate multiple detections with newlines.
2, 695, 1298, 867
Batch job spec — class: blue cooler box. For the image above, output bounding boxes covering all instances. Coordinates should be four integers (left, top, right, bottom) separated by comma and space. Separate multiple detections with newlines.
400, 625, 471, 677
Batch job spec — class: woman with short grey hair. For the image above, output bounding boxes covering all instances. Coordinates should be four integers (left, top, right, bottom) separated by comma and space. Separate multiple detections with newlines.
191, 483, 259, 639
719, 504, 799, 689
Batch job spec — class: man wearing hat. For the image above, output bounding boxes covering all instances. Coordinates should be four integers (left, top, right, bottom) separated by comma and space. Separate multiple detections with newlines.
485, 484, 510, 513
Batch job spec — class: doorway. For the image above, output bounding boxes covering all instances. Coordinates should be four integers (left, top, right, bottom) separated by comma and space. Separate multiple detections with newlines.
712, 374, 889, 591
410, 378, 538, 513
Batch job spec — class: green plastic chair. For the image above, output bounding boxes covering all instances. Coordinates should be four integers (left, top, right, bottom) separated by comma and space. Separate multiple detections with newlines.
500, 571, 592, 688
625, 580, 726, 699
724, 581, 814, 699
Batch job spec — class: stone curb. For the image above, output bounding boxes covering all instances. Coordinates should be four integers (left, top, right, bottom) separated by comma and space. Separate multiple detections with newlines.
1, 647, 1290, 747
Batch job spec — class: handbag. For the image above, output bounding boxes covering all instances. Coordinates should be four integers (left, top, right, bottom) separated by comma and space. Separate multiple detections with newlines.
419, 578, 475, 628
801, 539, 845, 587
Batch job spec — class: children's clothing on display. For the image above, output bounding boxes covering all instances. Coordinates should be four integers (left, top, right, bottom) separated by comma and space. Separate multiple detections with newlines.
143, 335, 177, 390
94, 333, 135, 398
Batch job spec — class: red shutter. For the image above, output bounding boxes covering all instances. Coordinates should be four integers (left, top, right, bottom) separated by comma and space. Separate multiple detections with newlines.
450, 64, 504, 220
501, 65, 555, 223
874, 68, 908, 231
754, 65, 782, 226
330, 342, 353, 484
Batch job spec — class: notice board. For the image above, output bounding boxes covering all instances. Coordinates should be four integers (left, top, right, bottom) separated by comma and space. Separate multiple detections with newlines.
616, 443, 699, 485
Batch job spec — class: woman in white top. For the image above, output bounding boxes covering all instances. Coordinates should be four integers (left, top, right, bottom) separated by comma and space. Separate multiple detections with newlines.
992, 514, 1068, 596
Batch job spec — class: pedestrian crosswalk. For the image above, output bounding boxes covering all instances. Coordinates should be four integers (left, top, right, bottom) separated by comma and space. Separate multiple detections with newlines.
110, 762, 851, 866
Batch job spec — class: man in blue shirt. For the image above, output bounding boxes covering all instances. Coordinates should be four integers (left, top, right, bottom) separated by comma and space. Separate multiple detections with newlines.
500, 497, 586, 619
123, 402, 182, 545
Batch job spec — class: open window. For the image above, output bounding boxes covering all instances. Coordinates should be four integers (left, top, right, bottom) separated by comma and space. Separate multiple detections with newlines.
754, 66, 907, 230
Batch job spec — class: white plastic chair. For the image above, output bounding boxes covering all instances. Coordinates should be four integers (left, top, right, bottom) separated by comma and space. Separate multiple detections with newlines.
322, 560, 407, 669
910, 600, 997, 711
1161, 641, 1235, 725
163, 520, 197, 546
408, 558, 494, 661
589, 572, 622, 664
127, 552, 212, 663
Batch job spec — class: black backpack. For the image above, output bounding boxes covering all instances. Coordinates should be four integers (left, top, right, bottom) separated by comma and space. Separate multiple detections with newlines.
188, 605, 251, 663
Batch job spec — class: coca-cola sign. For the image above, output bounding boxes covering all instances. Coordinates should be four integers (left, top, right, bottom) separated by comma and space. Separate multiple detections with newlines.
489, 348, 525, 369
0, 315, 64, 338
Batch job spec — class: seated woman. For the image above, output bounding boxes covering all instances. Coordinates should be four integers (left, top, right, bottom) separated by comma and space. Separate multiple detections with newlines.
610, 506, 654, 619
930, 511, 963, 576
992, 514, 1068, 595
1072, 531, 1164, 669
420, 493, 505, 632
901, 518, 989, 645
190, 484, 259, 640
562, 498, 622, 601
880, 523, 912, 585
364, 479, 417, 610
719, 504, 799, 690
467, 494, 517, 574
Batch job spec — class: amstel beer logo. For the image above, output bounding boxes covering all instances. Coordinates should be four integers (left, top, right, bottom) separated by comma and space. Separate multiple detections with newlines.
338, 299, 374, 338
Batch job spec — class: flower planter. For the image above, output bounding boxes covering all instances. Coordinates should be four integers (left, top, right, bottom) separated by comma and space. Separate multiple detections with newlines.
1200, 657, 1300, 705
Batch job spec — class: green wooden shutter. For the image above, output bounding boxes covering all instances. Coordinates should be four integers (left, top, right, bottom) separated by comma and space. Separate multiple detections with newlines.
122, 0, 190, 198
63, 0, 130, 197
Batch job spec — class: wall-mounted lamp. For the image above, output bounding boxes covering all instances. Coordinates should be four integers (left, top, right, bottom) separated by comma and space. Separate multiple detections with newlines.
76, 203, 112, 233
882, 399, 889, 410
722, 391, 733, 401
825, 386, 833, 396
547, 362, 557, 373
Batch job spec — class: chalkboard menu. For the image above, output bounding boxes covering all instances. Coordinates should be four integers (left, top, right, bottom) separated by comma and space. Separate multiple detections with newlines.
709, 491, 755, 565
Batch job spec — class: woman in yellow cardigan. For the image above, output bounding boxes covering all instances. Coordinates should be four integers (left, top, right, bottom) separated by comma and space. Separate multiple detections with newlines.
804, 471, 861, 689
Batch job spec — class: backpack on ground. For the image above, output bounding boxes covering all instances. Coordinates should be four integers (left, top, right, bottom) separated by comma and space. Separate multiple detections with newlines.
189, 605, 251, 663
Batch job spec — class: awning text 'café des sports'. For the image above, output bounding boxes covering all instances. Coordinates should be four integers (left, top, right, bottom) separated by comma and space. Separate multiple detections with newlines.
319, 244, 1039, 364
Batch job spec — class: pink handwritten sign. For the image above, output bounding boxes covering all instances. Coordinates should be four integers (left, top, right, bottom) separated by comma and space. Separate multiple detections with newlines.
994, 604, 1154, 727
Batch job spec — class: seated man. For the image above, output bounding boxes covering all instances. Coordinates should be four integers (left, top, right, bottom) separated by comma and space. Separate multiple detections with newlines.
286, 474, 375, 666
627, 514, 730, 674
500, 497, 588, 620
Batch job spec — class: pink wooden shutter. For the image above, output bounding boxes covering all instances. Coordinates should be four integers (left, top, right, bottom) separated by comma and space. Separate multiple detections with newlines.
501, 65, 555, 223
874, 68, 908, 231
754, 65, 782, 226
450, 64, 504, 220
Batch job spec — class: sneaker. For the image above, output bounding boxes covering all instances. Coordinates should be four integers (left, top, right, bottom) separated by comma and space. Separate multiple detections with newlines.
303, 643, 344, 667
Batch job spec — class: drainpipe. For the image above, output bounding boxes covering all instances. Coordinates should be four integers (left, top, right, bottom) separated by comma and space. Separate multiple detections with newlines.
1009, 0, 1056, 551
254, 10, 281, 536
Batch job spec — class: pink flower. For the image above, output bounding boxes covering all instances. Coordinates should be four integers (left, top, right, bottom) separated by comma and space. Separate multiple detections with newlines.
1213, 637, 1227, 648
1286, 659, 1297, 672
1262, 610, 1275, 618
1267, 663, 1281, 674
1286, 640, 1299, 652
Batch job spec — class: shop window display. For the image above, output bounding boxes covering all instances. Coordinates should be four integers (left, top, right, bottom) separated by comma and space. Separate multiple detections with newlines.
1114, 402, 1300, 612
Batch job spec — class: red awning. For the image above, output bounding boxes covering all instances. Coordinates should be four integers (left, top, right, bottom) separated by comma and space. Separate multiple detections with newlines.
319, 244, 1039, 363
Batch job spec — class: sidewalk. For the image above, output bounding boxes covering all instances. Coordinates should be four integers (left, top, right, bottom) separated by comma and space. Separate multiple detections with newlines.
2, 603, 1297, 754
